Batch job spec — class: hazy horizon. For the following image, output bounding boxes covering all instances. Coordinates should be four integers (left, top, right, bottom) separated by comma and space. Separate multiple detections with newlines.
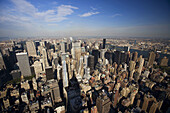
0, 0, 170, 38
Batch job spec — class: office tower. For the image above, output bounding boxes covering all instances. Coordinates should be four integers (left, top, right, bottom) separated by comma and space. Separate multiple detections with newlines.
112, 89, 119, 108
103, 39, 106, 49
84, 67, 91, 79
105, 51, 112, 64
124, 46, 130, 52
149, 101, 159, 113
148, 51, 156, 67
62, 53, 68, 87
114, 51, 121, 65
137, 55, 144, 75
120, 51, 127, 64
100, 49, 106, 60
16, 53, 32, 76
88, 55, 94, 73
26, 41, 37, 57
132, 52, 138, 61
92, 49, 100, 67
96, 90, 111, 113
50, 81, 62, 104
133, 72, 140, 82
84, 55, 89, 68
3, 98, 10, 109
52, 58, 58, 69
35, 41, 40, 50
71, 41, 81, 59
129, 60, 136, 71
46, 42, 52, 50
60, 42, 67, 53
160, 56, 168, 66
42, 48, 49, 68
129, 69, 135, 80
78, 56, 83, 75
126, 51, 130, 64
21, 92, 29, 104
33, 61, 43, 77
75, 48, 81, 71
45, 66, 54, 80
0, 52, 6, 69
142, 94, 157, 112
32, 77, 37, 90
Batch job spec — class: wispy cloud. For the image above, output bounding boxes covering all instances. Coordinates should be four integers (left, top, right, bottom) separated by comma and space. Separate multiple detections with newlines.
0, 0, 78, 24
111, 14, 122, 18
91, 7, 97, 10
79, 12, 99, 17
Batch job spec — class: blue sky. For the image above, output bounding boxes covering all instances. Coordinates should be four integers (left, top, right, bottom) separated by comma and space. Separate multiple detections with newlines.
0, 0, 170, 38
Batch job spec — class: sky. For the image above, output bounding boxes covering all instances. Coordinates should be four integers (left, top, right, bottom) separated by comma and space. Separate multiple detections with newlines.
0, 0, 170, 38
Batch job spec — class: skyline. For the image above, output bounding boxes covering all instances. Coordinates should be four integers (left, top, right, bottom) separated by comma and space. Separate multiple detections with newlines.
0, 0, 170, 38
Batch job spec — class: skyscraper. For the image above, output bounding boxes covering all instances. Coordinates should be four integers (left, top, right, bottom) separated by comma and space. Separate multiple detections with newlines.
62, 53, 68, 88
103, 39, 106, 49
160, 56, 168, 66
88, 55, 94, 73
124, 46, 130, 52
100, 49, 106, 60
60, 42, 67, 53
16, 52, 32, 76
42, 48, 49, 68
148, 51, 156, 67
0, 52, 6, 70
26, 41, 37, 57
129, 60, 136, 72
92, 49, 100, 67
105, 51, 113, 64
114, 51, 121, 65
120, 51, 127, 64
137, 55, 144, 75
96, 90, 111, 113
45, 66, 54, 80
84, 55, 89, 68
132, 51, 138, 61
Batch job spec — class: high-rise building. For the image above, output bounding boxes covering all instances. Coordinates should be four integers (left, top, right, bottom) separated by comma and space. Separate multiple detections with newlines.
103, 39, 106, 49
105, 51, 113, 64
129, 60, 136, 72
60, 42, 67, 53
96, 90, 111, 113
160, 56, 168, 66
84, 55, 89, 68
42, 48, 49, 68
114, 51, 121, 65
137, 55, 144, 75
0, 52, 6, 70
16, 53, 32, 76
124, 46, 130, 52
120, 51, 127, 64
148, 51, 156, 67
100, 49, 106, 60
84, 67, 91, 80
45, 66, 54, 80
92, 50, 100, 67
35, 41, 40, 51
26, 41, 37, 57
88, 55, 94, 73
132, 52, 138, 61
62, 53, 68, 88
126, 51, 131, 64
71, 41, 81, 59
34, 61, 43, 76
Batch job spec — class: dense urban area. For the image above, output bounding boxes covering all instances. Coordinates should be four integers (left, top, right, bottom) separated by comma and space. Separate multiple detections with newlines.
0, 37, 170, 113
